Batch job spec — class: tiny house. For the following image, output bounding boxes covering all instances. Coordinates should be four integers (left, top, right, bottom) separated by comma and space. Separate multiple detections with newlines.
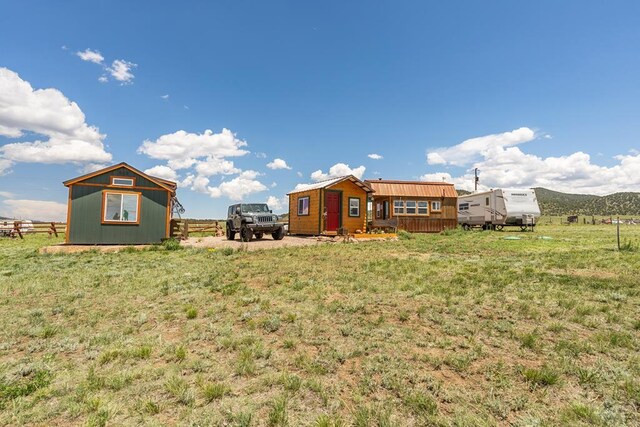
287, 175, 373, 235
365, 179, 458, 233
64, 163, 177, 244
457, 188, 541, 230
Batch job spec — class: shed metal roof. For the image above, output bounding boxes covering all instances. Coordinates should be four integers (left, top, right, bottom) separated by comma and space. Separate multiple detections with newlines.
287, 175, 373, 195
63, 162, 177, 193
365, 180, 457, 198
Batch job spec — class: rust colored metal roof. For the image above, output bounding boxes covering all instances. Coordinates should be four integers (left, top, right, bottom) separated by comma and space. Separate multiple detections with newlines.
365, 180, 457, 198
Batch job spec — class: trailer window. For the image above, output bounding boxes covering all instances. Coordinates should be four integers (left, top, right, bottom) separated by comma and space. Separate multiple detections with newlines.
459, 203, 469, 211
417, 201, 429, 215
431, 201, 441, 212
486, 197, 490, 206
393, 200, 404, 214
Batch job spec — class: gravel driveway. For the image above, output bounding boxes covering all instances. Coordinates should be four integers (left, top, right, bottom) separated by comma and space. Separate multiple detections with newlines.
183, 235, 321, 251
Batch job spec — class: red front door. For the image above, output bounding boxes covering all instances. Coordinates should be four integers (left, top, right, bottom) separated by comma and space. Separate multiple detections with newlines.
325, 192, 340, 231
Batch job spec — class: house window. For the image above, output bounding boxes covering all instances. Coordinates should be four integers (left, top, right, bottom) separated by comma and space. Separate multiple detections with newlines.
349, 198, 360, 217
103, 192, 140, 223
405, 201, 417, 214
431, 201, 441, 212
111, 177, 135, 186
376, 202, 382, 219
418, 201, 429, 215
459, 202, 469, 211
393, 200, 404, 214
297, 196, 309, 216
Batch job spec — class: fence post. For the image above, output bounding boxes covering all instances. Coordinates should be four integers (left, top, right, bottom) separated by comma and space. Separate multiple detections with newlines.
50, 222, 58, 237
617, 216, 620, 251
13, 221, 23, 239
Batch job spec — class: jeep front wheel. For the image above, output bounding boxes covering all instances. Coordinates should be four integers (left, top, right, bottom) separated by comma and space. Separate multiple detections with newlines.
226, 223, 236, 240
240, 225, 253, 242
272, 227, 285, 240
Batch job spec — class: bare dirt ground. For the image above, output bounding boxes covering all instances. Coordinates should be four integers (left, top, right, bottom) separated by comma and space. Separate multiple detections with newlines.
183, 235, 321, 250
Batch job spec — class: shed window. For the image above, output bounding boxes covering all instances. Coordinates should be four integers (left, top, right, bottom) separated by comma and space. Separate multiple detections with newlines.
297, 196, 309, 216
349, 198, 360, 217
431, 201, 441, 212
405, 201, 417, 214
393, 200, 404, 214
418, 201, 429, 215
103, 192, 140, 223
111, 177, 135, 186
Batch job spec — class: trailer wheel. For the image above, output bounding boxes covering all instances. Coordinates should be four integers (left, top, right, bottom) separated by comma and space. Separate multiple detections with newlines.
462, 224, 471, 231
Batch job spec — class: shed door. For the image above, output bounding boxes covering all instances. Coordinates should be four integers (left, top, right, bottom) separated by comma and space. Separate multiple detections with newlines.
325, 191, 340, 231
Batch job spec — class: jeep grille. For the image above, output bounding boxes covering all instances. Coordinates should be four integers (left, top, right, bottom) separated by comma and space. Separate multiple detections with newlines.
256, 215, 273, 223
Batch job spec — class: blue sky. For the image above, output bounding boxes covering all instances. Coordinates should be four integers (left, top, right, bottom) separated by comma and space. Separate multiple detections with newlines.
1, 1, 639, 220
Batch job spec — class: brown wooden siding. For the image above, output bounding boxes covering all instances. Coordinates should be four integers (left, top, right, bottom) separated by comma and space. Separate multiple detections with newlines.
372, 196, 457, 233
288, 189, 320, 235
288, 179, 369, 235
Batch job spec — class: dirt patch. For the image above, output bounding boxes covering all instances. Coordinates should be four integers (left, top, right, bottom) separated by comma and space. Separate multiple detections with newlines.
183, 235, 321, 251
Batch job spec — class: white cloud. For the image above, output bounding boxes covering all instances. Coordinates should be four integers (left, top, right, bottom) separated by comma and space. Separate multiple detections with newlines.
255, 152, 267, 159
0, 68, 112, 170
0, 199, 67, 222
98, 76, 108, 83
424, 127, 640, 195
194, 158, 241, 176
77, 49, 104, 64
144, 165, 178, 181
205, 171, 267, 201
0, 158, 12, 175
139, 129, 249, 164
368, 153, 383, 160
296, 171, 303, 178
266, 158, 291, 170
107, 59, 136, 84
311, 163, 366, 181
0, 191, 14, 198
266, 195, 288, 213
427, 127, 536, 166
161, 94, 169, 100
138, 129, 269, 201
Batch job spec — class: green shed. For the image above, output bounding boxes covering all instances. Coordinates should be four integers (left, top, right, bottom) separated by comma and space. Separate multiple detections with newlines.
63, 163, 177, 244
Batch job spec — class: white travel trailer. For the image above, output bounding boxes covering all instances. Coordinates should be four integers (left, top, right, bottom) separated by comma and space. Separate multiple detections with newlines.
458, 189, 541, 231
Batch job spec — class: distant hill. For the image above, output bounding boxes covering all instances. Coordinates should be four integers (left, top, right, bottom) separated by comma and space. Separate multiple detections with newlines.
457, 187, 640, 215
533, 188, 640, 216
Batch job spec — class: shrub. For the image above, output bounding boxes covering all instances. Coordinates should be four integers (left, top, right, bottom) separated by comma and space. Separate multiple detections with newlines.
398, 230, 414, 240
522, 365, 560, 387
162, 238, 182, 251
202, 382, 230, 401
185, 307, 198, 319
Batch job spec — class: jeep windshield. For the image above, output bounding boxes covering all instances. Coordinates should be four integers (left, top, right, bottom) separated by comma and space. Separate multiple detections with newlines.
241, 204, 270, 213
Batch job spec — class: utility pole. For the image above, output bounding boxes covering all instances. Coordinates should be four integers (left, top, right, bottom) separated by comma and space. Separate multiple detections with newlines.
474, 168, 479, 192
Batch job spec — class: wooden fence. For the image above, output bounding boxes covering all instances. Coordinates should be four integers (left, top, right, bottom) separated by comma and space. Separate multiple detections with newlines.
0, 221, 66, 239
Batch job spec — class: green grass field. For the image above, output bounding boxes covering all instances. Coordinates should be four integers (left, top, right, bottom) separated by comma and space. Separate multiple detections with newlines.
1, 224, 639, 426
